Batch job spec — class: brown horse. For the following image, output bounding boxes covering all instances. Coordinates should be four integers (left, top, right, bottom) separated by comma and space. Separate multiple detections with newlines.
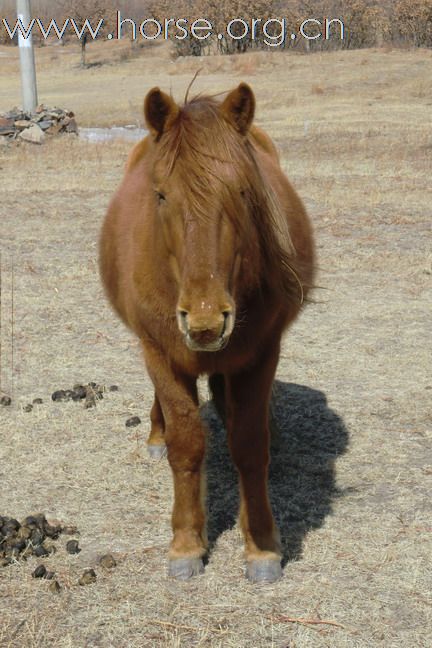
99, 83, 315, 583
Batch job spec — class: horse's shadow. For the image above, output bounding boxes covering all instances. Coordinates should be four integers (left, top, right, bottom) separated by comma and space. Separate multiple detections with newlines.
202, 380, 349, 566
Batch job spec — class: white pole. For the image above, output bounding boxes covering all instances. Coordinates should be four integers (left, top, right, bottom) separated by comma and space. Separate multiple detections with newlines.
17, 0, 38, 113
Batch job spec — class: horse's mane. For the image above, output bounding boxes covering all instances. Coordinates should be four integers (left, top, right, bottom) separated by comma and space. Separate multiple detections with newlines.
154, 94, 311, 306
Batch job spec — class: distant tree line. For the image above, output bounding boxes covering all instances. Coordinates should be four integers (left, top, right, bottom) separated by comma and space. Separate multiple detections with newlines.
1, 0, 431, 53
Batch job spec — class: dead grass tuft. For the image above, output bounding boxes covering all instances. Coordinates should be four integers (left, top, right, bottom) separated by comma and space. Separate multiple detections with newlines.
311, 84, 325, 95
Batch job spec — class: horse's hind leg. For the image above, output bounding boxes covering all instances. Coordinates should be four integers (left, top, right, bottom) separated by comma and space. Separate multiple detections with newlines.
269, 385, 281, 447
210, 373, 279, 441
147, 393, 166, 459
208, 373, 226, 425
226, 341, 282, 583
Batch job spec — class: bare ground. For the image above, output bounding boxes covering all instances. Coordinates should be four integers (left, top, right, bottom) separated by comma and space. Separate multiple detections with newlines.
0, 45, 431, 647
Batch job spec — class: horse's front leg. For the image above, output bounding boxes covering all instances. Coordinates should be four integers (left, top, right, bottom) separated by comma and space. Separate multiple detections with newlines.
141, 340, 206, 579
226, 341, 282, 583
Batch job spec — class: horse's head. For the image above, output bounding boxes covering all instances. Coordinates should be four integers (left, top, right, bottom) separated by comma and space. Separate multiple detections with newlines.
144, 83, 258, 352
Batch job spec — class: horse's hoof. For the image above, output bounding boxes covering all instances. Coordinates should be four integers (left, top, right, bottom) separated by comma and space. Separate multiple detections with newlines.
147, 444, 166, 459
246, 559, 282, 583
168, 557, 204, 580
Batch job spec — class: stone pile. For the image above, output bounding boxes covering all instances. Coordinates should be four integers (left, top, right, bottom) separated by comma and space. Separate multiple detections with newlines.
0, 104, 78, 145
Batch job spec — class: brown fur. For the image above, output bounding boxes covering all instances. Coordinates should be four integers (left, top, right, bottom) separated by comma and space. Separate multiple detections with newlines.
100, 83, 315, 578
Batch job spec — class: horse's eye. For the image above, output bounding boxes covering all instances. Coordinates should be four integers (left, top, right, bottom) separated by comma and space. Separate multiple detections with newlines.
156, 191, 166, 204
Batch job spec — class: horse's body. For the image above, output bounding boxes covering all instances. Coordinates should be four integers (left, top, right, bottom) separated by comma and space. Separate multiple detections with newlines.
100, 83, 315, 582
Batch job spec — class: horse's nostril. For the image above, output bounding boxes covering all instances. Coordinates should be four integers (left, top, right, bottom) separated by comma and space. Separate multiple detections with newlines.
177, 309, 189, 333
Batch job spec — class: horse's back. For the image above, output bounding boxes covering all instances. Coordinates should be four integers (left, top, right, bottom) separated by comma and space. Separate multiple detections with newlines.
251, 126, 314, 285
99, 146, 149, 326
125, 136, 151, 172
250, 125, 280, 163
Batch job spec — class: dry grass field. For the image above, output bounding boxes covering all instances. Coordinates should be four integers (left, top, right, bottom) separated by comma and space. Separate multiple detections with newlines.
0, 39, 431, 647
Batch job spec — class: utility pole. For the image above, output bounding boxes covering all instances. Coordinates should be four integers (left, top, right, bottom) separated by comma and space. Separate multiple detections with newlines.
16, 0, 38, 113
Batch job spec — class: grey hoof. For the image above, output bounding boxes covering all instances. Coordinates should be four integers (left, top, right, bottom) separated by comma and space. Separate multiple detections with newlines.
246, 559, 282, 583
168, 557, 204, 580
147, 444, 166, 459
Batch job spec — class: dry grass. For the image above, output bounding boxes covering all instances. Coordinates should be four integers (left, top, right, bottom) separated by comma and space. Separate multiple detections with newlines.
0, 43, 431, 647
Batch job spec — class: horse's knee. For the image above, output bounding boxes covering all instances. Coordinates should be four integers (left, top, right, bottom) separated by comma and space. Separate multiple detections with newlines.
165, 429, 205, 473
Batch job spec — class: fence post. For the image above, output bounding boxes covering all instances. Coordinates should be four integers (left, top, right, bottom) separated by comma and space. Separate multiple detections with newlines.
16, 0, 38, 113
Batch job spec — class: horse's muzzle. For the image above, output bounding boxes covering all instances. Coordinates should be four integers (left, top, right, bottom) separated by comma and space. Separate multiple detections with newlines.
177, 308, 234, 352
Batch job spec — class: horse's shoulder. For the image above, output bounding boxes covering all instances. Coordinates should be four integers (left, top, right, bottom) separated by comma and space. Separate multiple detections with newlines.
250, 126, 280, 164
125, 136, 151, 172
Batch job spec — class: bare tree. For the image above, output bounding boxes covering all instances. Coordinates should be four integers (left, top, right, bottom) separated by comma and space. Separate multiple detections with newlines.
58, 0, 114, 66
394, 0, 432, 47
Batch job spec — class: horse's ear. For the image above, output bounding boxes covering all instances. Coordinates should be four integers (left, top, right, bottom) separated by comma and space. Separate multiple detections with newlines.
144, 87, 179, 140
220, 83, 255, 135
